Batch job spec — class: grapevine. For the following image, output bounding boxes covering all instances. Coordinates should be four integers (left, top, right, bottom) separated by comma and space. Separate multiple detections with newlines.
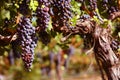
17, 17, 37, 71
50, 0, 72, 33
0, 0, 119, 80
36, 0, 51, 45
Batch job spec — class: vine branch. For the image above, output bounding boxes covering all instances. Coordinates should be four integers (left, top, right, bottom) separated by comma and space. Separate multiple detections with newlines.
0, 34, 17, 46
109, 11, 120, 20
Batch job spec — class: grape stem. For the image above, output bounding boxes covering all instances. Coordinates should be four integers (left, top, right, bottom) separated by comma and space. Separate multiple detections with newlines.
61, 32, 73, 42
0, 34, 17, 43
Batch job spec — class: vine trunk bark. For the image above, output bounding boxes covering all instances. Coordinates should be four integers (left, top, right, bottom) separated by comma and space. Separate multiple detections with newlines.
59, 19, 120, 80
93, 26, 120, 80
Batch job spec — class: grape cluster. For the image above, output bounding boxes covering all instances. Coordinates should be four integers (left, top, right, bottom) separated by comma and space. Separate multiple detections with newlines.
17, 17, 37, 70
51, 0, 72, 32
88, 0, 99, 17
102, 0, 109, 10
89, 0, 97, 11
108, 0, 119, 14
101, 0, 118, 14
36, 0, 50, 31
36, 0, 51, 45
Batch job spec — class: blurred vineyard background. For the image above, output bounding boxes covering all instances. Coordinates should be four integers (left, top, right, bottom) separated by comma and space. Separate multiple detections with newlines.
0, 35, 102, 80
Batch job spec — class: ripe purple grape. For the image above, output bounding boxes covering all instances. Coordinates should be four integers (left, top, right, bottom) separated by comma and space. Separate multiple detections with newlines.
36, 0, 51, 45
17, 17, 37, 70
51, 0, 72, 32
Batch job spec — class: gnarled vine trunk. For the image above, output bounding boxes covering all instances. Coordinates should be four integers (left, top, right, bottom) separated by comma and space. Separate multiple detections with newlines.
62, 19, 120, 80
93, 26, 120, 80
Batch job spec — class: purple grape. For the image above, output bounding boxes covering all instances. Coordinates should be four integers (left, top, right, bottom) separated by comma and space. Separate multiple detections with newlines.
51, 0, 72, 32
17, 17, 37, 70
36, 0, 51, 45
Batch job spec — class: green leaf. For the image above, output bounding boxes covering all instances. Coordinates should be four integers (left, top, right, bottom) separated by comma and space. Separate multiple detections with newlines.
1, 9, 10, 19
30, 0, 38, 11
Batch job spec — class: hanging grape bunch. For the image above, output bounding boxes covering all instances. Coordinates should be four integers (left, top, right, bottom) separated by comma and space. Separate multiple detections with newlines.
102, 0, 109, 10
107, 0, 119, 14
36, 0, 51, 45
17, 17, 37, 71
51, 0, 72, 32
